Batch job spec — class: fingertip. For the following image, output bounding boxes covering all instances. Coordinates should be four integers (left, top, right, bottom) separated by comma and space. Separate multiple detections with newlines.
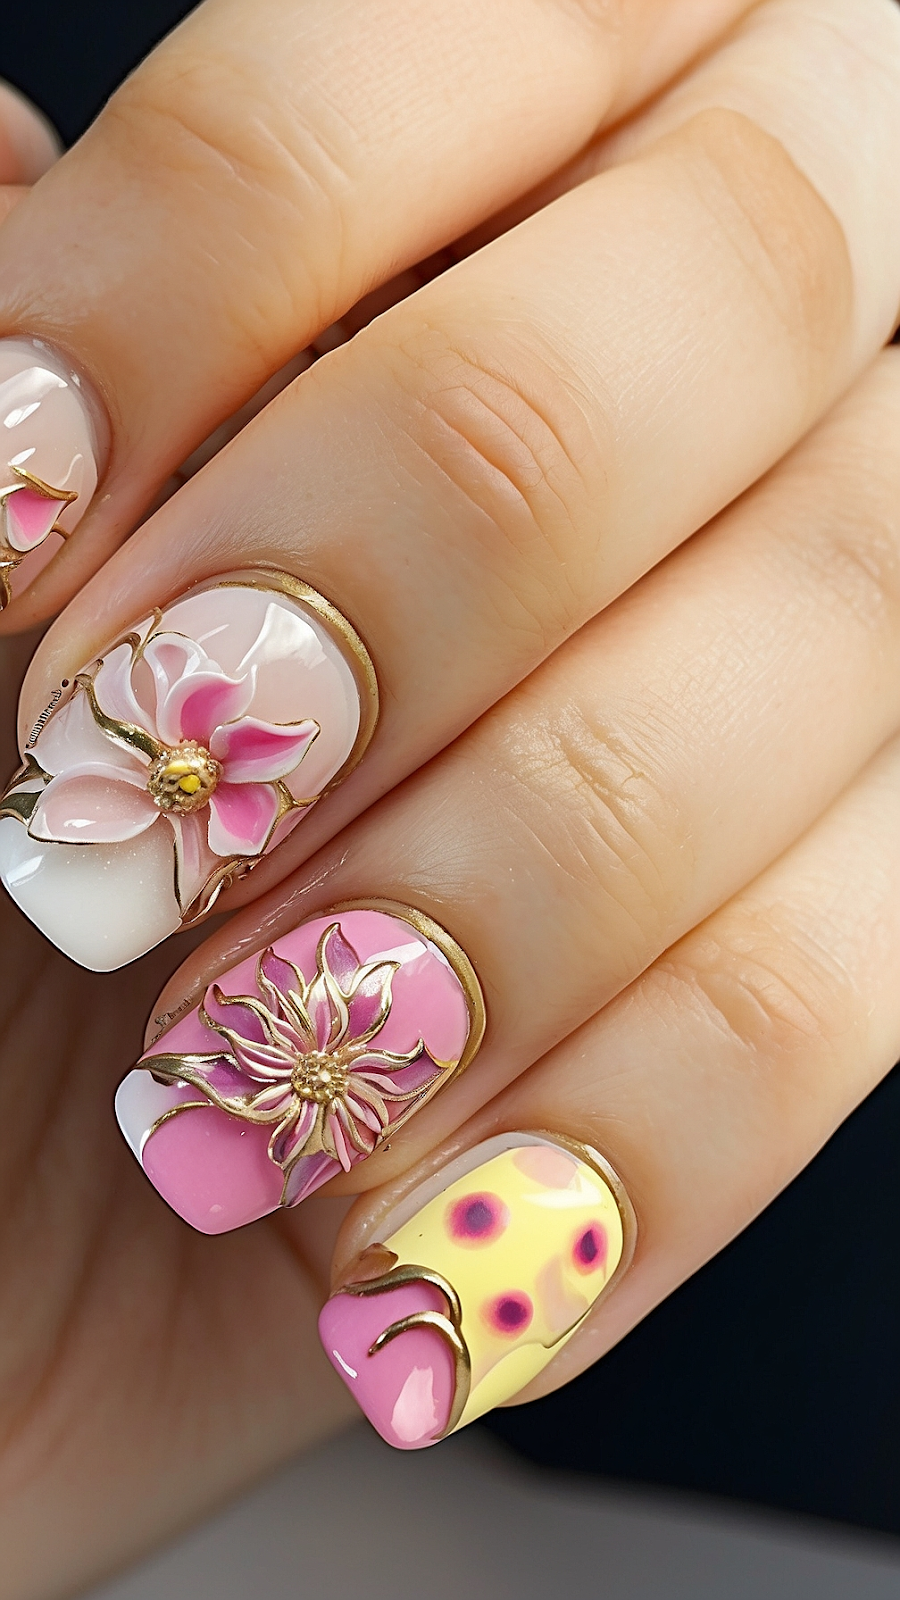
0, 80, 62, 185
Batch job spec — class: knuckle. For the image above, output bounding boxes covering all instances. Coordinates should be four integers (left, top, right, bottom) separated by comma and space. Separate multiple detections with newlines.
379, 317, 610, 645
785, 384, 900, 634
673, 106, 853, 394
103, 50, 352, 336
494, 695, 691, 966
655, 902, 859, 1070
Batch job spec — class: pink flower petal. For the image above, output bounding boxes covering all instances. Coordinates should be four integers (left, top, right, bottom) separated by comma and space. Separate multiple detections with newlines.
142, 634, 209, 743
4, 486, 61, 552
283, 1151, 341, 1206
327, 1111, 353, 1172
159, 669, 256, 749
319, 924, 362, 989
277, 1100, 319, 1167
206, 780, 279, 857
343, 1093, 384, 1135
209, 716, 319, 784
171, 813, 219, 912
28, 763, 159, 844
92, 642, 155, 734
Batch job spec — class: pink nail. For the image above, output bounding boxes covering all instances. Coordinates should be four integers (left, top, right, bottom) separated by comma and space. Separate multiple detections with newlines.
0, 573, 378, 968
0, 339, 101, 607
319, 1278, 458, 1449
115, 904, 485, 1232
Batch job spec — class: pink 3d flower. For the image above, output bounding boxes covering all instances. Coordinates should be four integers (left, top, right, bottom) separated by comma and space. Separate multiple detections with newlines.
26, 618, 319, 909
146, 922, 438, 1206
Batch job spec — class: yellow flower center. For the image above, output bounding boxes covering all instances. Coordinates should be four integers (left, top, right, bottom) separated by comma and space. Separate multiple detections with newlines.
147, 742, 223, 814
292, 1052, 349, 1105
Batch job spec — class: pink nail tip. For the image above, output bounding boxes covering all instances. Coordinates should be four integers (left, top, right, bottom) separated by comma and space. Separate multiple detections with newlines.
0, 339, 99, 606
319, 1282, 455, 1449
116, 905, 484, 1232
0, 575, 378, 970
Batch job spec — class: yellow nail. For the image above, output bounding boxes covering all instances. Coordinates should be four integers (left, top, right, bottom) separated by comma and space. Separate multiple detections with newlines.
320, 1133, 635, 1449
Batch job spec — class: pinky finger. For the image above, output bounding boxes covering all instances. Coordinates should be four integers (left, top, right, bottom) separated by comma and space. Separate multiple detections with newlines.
321, 731, 900, 1445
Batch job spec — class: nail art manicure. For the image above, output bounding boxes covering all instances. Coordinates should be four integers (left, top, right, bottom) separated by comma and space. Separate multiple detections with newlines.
0, 573, 378, 967
319, 1134, 633, 1450
0, 339, 100, 607
116, 902, 484, 1231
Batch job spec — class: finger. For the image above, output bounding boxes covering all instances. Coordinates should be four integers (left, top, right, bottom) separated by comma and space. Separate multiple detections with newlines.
113, 347, 900, 1229
8, 0, 900, 969
0, 81, 60, 185
0, 0, 752, 618
319, 725, 900, 1446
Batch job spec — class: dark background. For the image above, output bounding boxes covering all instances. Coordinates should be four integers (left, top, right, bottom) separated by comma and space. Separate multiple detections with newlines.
3, 0, 900, 1539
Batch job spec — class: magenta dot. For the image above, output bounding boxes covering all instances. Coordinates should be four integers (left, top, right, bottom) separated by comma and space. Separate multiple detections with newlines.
483, 1291, 534, 1337
573, 1223, 607, 1273
447, 1192, 509, 1245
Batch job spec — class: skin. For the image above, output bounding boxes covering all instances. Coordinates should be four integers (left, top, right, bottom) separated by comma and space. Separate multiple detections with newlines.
0, 1, 897, 1594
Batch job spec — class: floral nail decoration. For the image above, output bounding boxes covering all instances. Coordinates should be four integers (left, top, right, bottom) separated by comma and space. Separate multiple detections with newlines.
116, 905, 485, 1232
0, 576, 378, 968
150, 924, 441, 1204
0, 467, 78, 606
20, 611, 320, 913
0, 341, 100, 609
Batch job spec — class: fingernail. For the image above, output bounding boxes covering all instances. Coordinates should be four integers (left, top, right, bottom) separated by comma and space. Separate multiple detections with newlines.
318, 1133, 634, 1450
115, 902, 484, 1231
0, 338, 102, 607
0, 573, 378, 967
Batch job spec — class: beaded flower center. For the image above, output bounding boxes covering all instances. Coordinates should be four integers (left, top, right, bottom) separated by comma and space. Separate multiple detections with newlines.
147, 741, 223, 814
291, 1051, 349, 1105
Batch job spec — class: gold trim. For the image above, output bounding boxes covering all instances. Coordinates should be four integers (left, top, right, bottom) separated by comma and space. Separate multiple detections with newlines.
325, 899, 486, 1078
215, 569, 379, 793
9, 465, 78, 506
530, 1131, 638, 1311
75, 672, 164, 761
0, 753, 51, 822
339, 1261, 471, 1437
0, 469, 79, 611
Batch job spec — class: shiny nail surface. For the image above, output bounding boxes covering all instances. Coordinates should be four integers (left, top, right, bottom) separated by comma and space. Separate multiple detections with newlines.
0, 572, 378, 967
319, 1134, 632, 1450
0, 339, 100, 607
116, 902, 484, 1231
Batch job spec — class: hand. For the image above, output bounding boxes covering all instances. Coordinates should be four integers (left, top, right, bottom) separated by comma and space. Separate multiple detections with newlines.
0, 3, 898, 1595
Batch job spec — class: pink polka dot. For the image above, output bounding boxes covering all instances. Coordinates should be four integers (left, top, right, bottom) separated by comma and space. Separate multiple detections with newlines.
446, 1192, 510, 1245
572, 1222, 607, 1274
482, 1291, 534, 1337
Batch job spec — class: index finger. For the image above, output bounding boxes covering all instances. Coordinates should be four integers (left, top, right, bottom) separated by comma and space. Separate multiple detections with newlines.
0, 0, 752, 621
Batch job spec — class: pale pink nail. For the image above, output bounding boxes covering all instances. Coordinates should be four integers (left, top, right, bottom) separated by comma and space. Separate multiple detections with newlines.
0, 338, 102, 607
115, 903, 485, 1232
0, 573, 378, 968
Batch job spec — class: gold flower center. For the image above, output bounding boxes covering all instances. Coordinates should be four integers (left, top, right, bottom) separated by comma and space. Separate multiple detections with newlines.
147, 742, 223, 814
292, 1052, 348, 1105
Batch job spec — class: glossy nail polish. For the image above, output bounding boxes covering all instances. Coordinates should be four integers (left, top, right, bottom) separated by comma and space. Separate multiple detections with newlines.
116, 902, 484, 1230
0, 572, 378, 967
0, 339, 100, 606
319, 1134, 633, 1449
